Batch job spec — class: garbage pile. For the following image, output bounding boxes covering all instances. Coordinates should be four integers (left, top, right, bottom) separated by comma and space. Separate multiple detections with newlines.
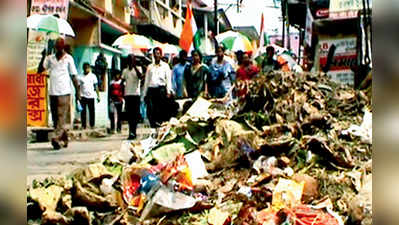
27, 71, 372, 225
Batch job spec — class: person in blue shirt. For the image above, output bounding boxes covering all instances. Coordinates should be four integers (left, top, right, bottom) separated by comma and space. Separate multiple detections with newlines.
172, 50, 188, 98
208, 46, 236, 98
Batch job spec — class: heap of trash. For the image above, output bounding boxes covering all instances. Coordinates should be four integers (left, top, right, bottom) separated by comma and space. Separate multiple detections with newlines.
27, 71, 372, 225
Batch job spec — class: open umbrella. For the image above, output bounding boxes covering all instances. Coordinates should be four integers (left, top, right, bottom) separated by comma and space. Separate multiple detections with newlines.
216, 31, 253, 52
112, 33, 154, 50
27, 14, 75, 37
159, 43, 181, 55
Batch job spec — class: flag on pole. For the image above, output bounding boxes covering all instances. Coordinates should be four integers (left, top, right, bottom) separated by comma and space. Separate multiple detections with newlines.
179, 1, 198, 53
259, 13, 265, 48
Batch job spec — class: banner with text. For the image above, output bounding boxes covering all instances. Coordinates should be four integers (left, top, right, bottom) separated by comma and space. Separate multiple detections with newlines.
319, 37, 357, 86
27, 30, 47, 72
329, 0, 363, 20
27, 73, 48, 127
304, 8, 313, 46
30, 0, 70, 19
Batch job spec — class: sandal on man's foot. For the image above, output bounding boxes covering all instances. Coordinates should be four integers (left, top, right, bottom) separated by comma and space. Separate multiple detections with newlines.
51, 139, 61, 150
127, 134, 136, 140
61, 140, 68, 148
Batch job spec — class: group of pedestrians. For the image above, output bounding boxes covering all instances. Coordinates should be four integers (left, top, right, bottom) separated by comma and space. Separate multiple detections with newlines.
109, 47, 176, 139
168, 45, 285, 101
109, 54, 143, 139
39, 36, 287, 149
112, 45, 285, 138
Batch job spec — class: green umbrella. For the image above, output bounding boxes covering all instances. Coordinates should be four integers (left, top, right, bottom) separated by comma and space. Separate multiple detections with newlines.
27, 14, 75, 37
216, 31, 254, 52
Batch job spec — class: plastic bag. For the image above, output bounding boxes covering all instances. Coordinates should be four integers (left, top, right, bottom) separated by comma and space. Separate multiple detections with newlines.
140, 185, 197, 220
117, 141, 134, 163
184, 150, 209, 182
342, 109, 372, 144
160, 155, 193, 191
76, 100, 83, 113
272, 178, 304, 210
121, 165, 150, 205
139, 173, 160, 194
288, 205, 341, 225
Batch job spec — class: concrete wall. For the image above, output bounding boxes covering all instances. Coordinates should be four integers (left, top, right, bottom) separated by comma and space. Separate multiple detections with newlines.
91, 0, 131, 24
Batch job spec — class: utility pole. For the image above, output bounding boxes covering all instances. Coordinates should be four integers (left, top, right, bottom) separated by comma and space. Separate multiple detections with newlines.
287, 22, 291, 50
205, 14, 208, 54
286, 0, 291, 50
282, 0, 285, 48
214, 0, 218, 35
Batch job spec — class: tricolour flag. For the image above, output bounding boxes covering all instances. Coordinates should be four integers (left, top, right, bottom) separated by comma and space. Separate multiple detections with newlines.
259, 13, 265, 48
179, 1, 198, 53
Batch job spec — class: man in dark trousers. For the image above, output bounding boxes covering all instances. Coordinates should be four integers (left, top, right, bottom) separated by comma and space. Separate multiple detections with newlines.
122, 54, 143, 139
38, 38, 80, 150
142, 47, 174, 128
78, 63, 100, 130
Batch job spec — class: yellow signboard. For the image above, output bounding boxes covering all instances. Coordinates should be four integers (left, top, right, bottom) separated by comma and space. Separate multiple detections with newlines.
27, 73, 48, 127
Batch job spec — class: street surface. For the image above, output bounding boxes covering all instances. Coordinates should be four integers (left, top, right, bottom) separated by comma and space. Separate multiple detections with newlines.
27, 133, 124, 186
27, 125, 156, 186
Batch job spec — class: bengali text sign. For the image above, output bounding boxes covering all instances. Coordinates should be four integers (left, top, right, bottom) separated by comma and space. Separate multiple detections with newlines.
30, 0, 70, 19
27, 73, 48, 127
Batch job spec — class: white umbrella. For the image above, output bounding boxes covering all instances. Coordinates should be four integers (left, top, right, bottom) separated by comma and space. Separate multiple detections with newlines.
112, 33, 154, 50
27, 14, 75, 37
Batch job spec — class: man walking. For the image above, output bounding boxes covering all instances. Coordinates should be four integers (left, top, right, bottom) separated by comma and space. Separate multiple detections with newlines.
143, 47, 174, 128
122, 54, 143, 139
38, 37, 80, 150
78, 63, 100, 130
172, 50, 188, 98
261, 46, 281, 74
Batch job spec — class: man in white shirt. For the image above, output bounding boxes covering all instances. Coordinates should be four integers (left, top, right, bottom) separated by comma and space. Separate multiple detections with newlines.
38, 37, 80, 150
122, 54, 143, 139
78, 63, 100, 130
143, 47, 174, 127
